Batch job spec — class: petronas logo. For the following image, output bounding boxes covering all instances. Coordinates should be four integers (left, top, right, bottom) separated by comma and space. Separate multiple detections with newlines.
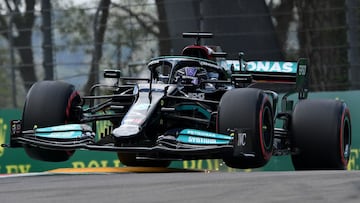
0, 118, 7, 157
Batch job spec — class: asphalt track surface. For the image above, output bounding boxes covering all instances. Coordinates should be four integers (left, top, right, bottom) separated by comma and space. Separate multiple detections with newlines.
1, 168, 360, 203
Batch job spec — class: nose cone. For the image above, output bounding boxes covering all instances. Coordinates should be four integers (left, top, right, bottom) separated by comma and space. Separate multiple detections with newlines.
112, 124, 141, 139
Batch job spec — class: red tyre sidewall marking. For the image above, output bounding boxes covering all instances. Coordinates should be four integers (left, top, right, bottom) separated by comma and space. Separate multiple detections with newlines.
340, 107, 350, 168
259, 96, 271, 161
65, 91, 80, 124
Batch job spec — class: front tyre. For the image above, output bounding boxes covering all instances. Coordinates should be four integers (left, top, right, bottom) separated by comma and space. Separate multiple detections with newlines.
218, 88, 274, 169
291, 99, 351, 170
22, 81, 81, 162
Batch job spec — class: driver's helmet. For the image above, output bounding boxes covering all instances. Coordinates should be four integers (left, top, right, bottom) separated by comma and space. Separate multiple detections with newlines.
175, 66, 208, 85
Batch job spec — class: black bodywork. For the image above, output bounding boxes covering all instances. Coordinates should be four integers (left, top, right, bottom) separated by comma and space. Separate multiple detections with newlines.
8, 55, 304, 159
5, 33, 350, 170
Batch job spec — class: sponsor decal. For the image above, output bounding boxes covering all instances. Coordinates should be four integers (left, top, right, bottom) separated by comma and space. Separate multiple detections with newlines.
72, 159, 121, 168
247, 61, 296, 73
177, 129, 232, 145
180, 129, 233, 140
225, 60, 244, 71
226, 60, 297, 74
348, 148, 360, 170
177, 134, 230, 145
237, 132, 247, 146
0, 164, 31, 174
298, 64, 307, 76
187, 136, 217, 144
188, 93, 205, 99
35, 131, 83, 139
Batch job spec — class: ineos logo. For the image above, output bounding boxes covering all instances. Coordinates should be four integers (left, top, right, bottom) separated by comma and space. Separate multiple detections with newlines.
188, 93, 205, 99
237, 133, 247, 146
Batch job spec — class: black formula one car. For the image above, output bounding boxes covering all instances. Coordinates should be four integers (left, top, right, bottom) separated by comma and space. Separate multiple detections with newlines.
5, 33, 352, 170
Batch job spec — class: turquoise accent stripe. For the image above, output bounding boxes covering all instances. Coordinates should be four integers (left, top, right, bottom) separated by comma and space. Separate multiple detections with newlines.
180, 129, 232, 140
35, 124, 83, 139
35, 124, 83, 132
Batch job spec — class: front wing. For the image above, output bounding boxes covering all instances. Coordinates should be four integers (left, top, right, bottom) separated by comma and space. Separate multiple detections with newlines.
8, 121, 256, 160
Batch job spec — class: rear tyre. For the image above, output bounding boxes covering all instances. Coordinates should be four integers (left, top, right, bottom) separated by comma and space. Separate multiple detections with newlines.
117, 153, 171, 167
291, 99, 351, 170
218, 88, 274, 169
22, 81, 81, 162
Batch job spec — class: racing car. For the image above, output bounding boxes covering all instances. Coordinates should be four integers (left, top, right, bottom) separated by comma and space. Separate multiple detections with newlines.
4, 32, 351, 170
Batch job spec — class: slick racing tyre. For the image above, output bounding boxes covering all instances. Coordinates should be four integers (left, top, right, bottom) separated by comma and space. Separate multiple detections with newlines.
22, 81, 81, 162
291, 99, 351, 170
218, 88, 274, 169
117, 153, 171, 167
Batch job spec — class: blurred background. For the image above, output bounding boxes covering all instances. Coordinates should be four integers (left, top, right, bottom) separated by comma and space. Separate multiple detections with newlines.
1, 0, 360, 173
0, 0, 359, 108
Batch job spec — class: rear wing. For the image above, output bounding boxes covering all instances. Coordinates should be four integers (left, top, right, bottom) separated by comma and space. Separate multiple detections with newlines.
225, 60, 298, 83
225, 58, 309, 99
